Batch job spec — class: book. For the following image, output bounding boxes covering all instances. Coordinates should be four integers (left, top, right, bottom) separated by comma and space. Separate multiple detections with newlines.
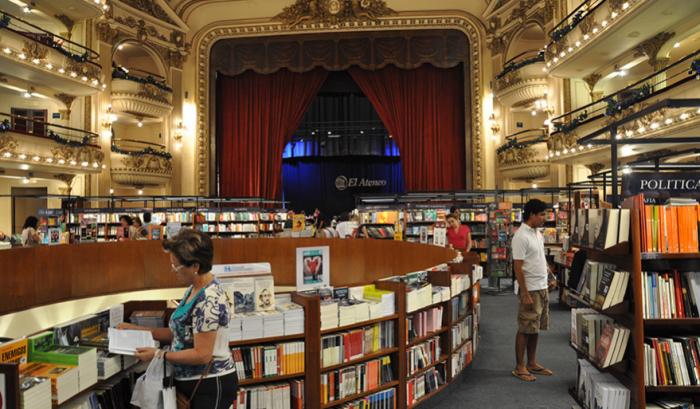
227, 277, 256, 313
22, 362, 80, 405
254, 276, 276, 312
148, 225, 163, 240
107, 328, 156, 355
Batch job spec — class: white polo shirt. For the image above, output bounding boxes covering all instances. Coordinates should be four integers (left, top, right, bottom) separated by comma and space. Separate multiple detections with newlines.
511, 223, 548, 292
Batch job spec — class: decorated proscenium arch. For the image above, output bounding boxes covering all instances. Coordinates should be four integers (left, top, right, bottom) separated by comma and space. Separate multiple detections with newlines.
191, 10, 487, 196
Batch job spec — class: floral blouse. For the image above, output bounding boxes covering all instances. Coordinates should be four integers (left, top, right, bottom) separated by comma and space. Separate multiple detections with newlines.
169, 278, 236, 380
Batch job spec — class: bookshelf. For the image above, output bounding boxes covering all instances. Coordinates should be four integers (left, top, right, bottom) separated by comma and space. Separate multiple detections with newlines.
567, 198, 700, 409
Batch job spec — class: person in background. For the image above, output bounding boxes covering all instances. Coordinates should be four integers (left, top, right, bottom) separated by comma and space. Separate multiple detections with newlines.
449, 206, 461, 219
132, 217, 148, 239
284, 210, 294, 229
336, 212, 359, 239
511, 198, 554, 382
118, 229, 237, 408
142, 212, 153, 227
0, 231, 10, 243
118, 215, 134, 240
21, 216, 42, 246
446, 213, 471, 252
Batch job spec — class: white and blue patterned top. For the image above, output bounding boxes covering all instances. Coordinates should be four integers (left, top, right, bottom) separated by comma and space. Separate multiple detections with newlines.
169, 278, 236, 380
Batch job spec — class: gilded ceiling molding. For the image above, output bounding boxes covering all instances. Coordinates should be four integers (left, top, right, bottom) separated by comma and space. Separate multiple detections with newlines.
633, 31, 675, 70
276, 0, 394, 28
192, 11, 486, 195
118, 0, 178, 26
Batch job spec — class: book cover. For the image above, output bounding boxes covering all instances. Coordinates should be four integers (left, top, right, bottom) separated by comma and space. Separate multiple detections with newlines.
48, 228, 61, 246
228, 277, 255, 313
254, 276, 276, 312
148, 225, 163, 240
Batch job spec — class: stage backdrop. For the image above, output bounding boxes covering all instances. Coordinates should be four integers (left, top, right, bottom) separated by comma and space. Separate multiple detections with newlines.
283, 156, 404, 216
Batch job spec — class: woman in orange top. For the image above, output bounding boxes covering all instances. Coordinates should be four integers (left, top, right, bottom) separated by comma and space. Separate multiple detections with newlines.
446, 213, 471, 251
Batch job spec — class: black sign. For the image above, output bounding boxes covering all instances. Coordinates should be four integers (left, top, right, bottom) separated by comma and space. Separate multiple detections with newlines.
622, 172, 700, 201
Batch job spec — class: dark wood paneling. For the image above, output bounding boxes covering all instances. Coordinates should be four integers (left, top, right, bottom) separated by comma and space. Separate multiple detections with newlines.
0, 239, 457, 315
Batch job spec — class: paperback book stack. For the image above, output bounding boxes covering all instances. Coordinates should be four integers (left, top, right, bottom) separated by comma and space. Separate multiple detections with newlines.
0, 338, 52, 409
406, 364, 446, 406
321, 321, 395, 368
321, 299, 340, 331
358, 285, 396, 318
336, 291, 370, 327
450, 274, 470, 297
236, 382, 294, 409
320, 357, 394, 404
129, 310, 165, 328
232, 341, 305, 379
571, 309, 630, 368
277, 295, 305, 335
338, 388, 396, 409
402, 272, 433, 313
431, 287, 451, 304
22, 362, 80, 405
451, 316, 472, 349
28, 332, 97, 392
406, 306, 444, 344
644, 336, 700, 386
406, 336, 441, 375
450, 340, 472, 377
95, 351, 121, 380
576, 359, 630, 409
642, 271, 700, 318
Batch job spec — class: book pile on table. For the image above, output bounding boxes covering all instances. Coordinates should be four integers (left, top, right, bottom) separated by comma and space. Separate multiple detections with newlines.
277, 295, 305, 335
350, 285, 395, 319
129, 310, 165, 328
576, 359, 630, 409
401, 272, 434, 313
0, 338, 52, 409
22, 362, 80, 405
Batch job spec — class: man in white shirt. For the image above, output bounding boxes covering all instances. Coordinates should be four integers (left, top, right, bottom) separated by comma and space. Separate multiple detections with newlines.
511, 199, 554, 382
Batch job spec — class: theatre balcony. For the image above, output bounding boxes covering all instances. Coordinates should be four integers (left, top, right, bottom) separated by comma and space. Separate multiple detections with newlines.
110, 67, 173, 120
0, 112, 104, 177
35, 0, 108, 22
110, 138, 172, 187
494, 50, 548, 109
0, 10, 104, 95
497, 128, 550, 181
547, 49, 700, 165
544, 0, 700, 78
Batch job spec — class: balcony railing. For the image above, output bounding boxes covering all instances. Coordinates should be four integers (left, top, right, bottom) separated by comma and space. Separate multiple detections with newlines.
110, 137, 173, 186
550, 49, 700, 136
548, 0, 607, 42
111, 138, 172, 160
495, 50, 545, 80
496, 128, 547, 155
112, 66, 172, 93
0, 112, 98, 148
0, 10, 100, 66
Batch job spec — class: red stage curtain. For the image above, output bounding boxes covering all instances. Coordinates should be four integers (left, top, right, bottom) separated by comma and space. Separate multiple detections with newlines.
349, 65, 466, 191
217, 69, 328, 198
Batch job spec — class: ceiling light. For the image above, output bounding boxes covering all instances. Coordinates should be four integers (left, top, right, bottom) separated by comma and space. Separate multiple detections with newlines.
137, 189, 143, 195
58, 159, 65, 164
117, 44, 124, 50
102, 164, 106, 169
22, 5, 32, 13
583, 34, 590, 40
665, 118, 673, 125
91, 79, 98, 85
31, 58, 40, 64
555, 151, 561, 156
563, 148, 569, 154
46, 157, 53, 163
109, 188, 114, 194
532, 183, 538, 189
601, 20, 608, 27
575, 41, 581, 47
616, 133, 622, 140
81, 76, 88, 81
622, 2, 629, 10
102, 4, 109, 10
137, 120, 143, 128
553, 57, 559, 63
22, 177, 29, 184
58, 67, 65, 74
637, 126, 646, 133
32, 155, 39, 161
680, 113, 689, 121
559, 51, 566, 57
69, 160, 77, 166
542, 67, 547, 72
546, 62, 551, 67
2, 47, 11, 54
81, 161, 88, 167
18, 53, 26, 60
592, 27, 599, 34
622, 166, 631, 174
23, 91, 32, 98
92, 162, 99, 168
611, 11, 618, 18
18, 153, 27, 160
673, 42, 681, 48
625, 129, 634, 137
587, 144, 592, 149
650, 122, 659, 130
45, 63, 53, 69
531, 110, 537, 116
2, 152, 11, 158
567, 47, 573, 52
69, 72, 77, 78
578, 145, 584, 151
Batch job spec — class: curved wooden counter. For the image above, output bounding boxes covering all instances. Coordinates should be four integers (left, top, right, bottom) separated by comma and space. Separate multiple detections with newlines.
0, 238, 457, 315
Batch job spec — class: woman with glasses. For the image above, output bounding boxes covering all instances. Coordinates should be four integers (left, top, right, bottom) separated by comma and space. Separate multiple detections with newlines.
118, 229, 237, 408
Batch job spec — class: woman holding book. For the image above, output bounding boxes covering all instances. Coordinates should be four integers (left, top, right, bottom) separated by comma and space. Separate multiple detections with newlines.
446, 213, 471, 252
118, 229, 237, 408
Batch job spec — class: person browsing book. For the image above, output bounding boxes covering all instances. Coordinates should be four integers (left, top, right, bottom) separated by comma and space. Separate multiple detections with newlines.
21, 216, 41, 246
446, 213, 471, 251
118, 229, 237, 408
511, 199, 555, 382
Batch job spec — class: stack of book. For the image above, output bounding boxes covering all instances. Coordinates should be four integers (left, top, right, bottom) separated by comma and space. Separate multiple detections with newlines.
451, 293, 469, 321
28, 332, 97, 392
451, 316, 472, 349
320, 356, 393, 404
240, 313, 265, 340
95, 351, 121, 380
321, 321, 395, 368
576, 359, 630, 409
321, 300, 340, 331
338, 299, 370, 327
431, 287, 450, 304
406, 307, 444, 344
406, 336, 441, 375
642, 271, 700, 318
129, 310, 165, 328
338, 388, 396, 409
450, 340, 472, 377
403, 272, 434, 313
644, 336, 700, 386
262, 312, 285, 338
450, 275, 470, 297
229, 315, 244, 341
631, 196, 700, 253
277, 298, 305, 335
0, 338, 52, 409
232, 341, 305, 379
236, 382, 294, 409
359, 285, 396, 318
406, 364, 446, 406
22, 362, 80, 405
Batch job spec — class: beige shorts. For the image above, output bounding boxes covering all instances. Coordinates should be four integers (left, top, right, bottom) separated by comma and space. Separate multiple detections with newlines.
517, 289, 550, 334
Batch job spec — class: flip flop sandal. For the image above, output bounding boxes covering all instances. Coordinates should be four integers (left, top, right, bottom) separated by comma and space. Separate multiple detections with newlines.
527, 366, 553, 376
512, 370, 536, 382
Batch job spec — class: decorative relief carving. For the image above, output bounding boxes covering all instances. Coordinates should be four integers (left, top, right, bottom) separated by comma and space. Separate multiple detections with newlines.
55, 93, 76, 120
0, 133, 18, 157
633, 31, 675, 69
22, 41, 48, 61
543, 0, 555, 22
138, 82, 169, 103
585, 163, 605, 174
113, 16, 169, 42
498, 145, 537, 166
96, 20, 119, 44
119, 0, 177, 26
578, 15, 596, 36
583, 72, 602, 94
66, 59, 101, 79
495, 70, 521, 91
51, 145, 104, 166
276, 0, 394, 28
120, 154, 172, 174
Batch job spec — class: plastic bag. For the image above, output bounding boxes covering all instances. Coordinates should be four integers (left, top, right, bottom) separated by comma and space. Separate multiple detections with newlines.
131, 356, 171, 409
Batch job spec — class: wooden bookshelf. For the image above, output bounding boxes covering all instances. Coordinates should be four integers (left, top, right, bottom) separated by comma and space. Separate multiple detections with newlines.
321, 381, 400, 408
320, 314, 399, 335
646, 386, 700, 393
229, 333, 304, 347
640, 252, 700, 260
407, 383, 449, 409
321, 347, 399, 372
238, 372, 305, 386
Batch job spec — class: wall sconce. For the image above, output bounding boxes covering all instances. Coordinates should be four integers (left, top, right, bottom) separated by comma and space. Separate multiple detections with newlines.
488, 113, 500, 141
102, 104, 116, 129
173, 121, 184, 149
532, 93, 554, 116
